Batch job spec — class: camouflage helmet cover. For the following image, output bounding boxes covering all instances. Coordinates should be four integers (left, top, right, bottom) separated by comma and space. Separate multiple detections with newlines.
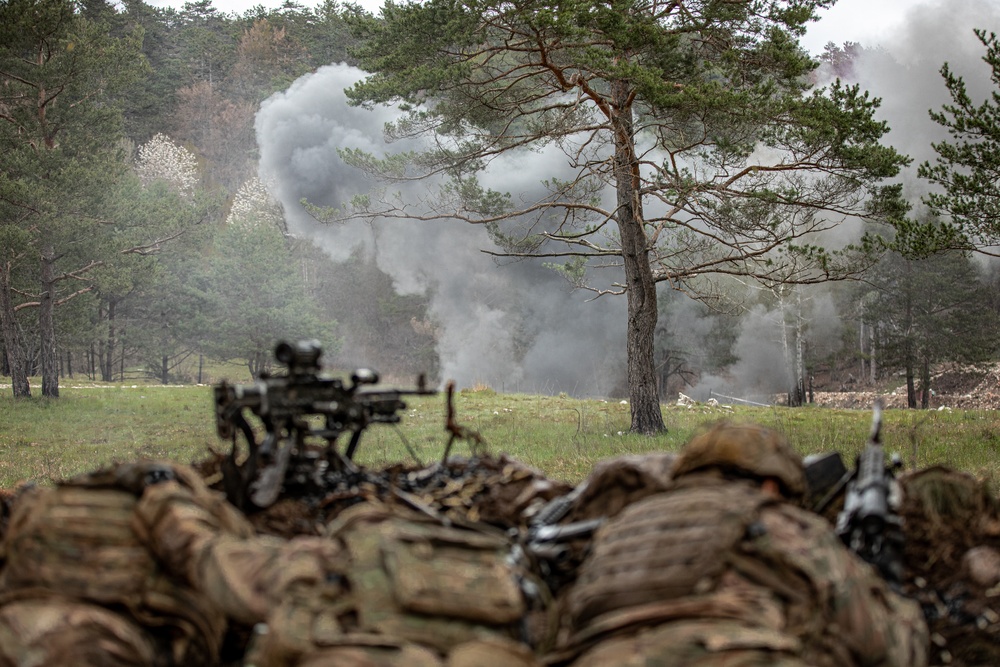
673, 421, 806, 498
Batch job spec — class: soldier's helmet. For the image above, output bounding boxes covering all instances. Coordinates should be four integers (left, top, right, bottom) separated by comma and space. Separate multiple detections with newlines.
673, 421, 806, 500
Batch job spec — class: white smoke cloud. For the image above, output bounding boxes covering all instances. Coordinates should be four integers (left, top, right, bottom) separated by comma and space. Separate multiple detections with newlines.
706, 1, 1000, 401
847, 2, 1000, 271
829, 0, 1000, 205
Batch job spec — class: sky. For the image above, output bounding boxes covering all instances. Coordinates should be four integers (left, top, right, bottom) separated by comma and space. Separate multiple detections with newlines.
800, 0, 926, 53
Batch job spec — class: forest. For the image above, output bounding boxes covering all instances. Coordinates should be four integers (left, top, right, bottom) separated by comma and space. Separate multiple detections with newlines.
0, 0, 439, 394
2, 0, 999, 429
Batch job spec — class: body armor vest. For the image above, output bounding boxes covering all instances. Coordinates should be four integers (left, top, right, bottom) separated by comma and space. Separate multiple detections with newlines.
0, 481, 227, 666
568, 481, 772, 630
330, 503, 532, 653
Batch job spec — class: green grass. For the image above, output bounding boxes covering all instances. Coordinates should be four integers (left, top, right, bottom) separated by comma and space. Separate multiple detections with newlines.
2, 383, 999, 488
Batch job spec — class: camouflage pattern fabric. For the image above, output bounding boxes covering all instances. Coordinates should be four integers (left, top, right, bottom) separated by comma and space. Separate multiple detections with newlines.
140, 485, 545, 667
566, 480, 771, 629
560, 452, 675, 523
672, 422, 806, 499
0, 599, 158, 667
251, 636, 541, 667
566, 619, 810, 667
555, 474, 928, 667
326, 502, 529, 649
0, 461, 250, 667
289, 643, 443, 667
254, 501, 543, 665
137, 477, 330, 626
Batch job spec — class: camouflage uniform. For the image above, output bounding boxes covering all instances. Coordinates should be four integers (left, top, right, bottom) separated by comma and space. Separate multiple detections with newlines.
136, 482, 546, 667
552, 422, 929, 667
0, 461, 254, 667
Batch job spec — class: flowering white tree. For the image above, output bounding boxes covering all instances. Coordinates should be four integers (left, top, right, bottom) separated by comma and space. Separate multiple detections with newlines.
135, 133, 199, 197
227, 176, 283, 228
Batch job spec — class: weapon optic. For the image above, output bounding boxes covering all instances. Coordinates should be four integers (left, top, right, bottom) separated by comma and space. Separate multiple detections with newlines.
214, 340, 435, 510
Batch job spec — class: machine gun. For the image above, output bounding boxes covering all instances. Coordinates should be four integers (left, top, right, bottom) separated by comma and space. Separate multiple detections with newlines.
214, 340, 435, 510
829, 399, 905, 584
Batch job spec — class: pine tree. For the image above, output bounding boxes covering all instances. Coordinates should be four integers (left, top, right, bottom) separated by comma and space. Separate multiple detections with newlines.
330, 0, 909, 432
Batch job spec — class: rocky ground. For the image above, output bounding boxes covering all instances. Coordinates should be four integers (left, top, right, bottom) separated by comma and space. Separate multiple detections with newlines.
808, 362, 1000, 411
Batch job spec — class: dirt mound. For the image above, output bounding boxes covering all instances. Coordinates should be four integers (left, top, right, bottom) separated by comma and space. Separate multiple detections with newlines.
195, 452, 572, 540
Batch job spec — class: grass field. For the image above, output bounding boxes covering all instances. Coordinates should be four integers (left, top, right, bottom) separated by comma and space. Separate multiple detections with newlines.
1, 379, 999, 488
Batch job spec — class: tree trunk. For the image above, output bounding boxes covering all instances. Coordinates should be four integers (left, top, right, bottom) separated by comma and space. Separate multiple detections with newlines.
119, 321, 126, 381
101, 298, 117, 382
795, 291, 807, 405
779, 290, 801, 407
780, 297, 793, 404
96, 302, 106, 380
859, 318, 866, 384
161, 354, 169, 385
905, 365, 917, 409
920, 357, 931, 409
248, 348, 269, 380
611, 79, 664, 435
0, 263, 31, 397
868, 322, 877, 384
904, 282, 915, 408
39, 247, 59, 397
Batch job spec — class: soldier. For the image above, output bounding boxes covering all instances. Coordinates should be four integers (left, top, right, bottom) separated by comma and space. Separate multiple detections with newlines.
551, 421, 929, 667
0, 461, 254, 667
133, 472, 548, 666
523, 452, 676, 598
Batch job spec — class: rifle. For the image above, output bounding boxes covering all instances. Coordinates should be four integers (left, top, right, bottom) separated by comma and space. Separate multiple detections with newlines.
516, 486, 604, 593
214, 340, 435, 510
832, 399, 905, 584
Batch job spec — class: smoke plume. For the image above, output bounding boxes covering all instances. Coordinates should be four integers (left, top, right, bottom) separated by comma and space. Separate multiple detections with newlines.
695, 0, 1000, 401
256, 64, 627, 395
255, 0, 1000, 401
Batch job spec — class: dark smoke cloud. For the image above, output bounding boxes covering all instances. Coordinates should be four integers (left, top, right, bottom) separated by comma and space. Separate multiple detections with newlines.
256, 64, 628, 395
